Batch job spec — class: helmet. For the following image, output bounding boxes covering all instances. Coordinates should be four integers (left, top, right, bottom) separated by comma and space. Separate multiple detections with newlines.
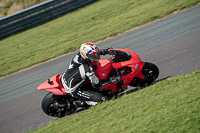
80, 42, 100, 63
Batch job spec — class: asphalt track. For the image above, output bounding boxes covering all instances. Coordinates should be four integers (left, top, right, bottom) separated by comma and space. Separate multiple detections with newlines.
1, 5, 200, 133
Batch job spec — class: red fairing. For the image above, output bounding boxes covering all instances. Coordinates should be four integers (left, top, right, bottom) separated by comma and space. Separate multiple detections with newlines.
37, 74, 67, 95
91, 48, 145, 92
111, 49, 142, 70
92, 59, 112, 80
111, 49, 145, 79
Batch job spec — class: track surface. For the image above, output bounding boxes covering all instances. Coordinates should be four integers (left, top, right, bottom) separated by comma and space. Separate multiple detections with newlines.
0, 5, 200, 133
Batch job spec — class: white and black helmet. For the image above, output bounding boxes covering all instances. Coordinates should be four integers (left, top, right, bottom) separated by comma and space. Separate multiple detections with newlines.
80, 42, 100, 63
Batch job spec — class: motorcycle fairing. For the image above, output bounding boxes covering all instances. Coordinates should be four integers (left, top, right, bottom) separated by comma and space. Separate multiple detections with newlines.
101, 82, 118, 92
37, 74, 67, 95
95, 49, 144, 92
111, 49, 142, 70
92, 59, 112, 80
110, 49, 145, 79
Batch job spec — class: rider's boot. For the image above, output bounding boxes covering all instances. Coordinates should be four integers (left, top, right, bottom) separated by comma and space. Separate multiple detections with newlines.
73, 100, 86, 107
73, 100, 97, 108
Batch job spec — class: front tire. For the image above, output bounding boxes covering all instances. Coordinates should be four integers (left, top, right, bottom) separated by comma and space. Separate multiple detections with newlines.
130, 62, 159, 87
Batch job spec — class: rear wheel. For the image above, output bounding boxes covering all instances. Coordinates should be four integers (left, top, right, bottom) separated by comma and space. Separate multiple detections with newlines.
41, 92, 76, 117
130, 62, 159, 88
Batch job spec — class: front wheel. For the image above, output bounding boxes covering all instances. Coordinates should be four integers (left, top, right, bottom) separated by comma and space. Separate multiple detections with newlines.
130, 62, 159, 88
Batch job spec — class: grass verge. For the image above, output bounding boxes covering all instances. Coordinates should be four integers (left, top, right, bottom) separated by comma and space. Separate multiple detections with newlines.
0, 0, 200, 77
29, 70, 200, 133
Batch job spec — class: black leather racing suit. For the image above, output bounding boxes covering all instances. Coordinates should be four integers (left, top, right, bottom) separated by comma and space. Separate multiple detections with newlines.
61, 50, 109, 105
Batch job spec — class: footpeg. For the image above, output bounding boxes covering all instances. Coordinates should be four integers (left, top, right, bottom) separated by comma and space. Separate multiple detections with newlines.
73, 101, 85, 107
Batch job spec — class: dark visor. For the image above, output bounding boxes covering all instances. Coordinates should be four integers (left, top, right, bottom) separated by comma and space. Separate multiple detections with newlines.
86, 51, 100, 61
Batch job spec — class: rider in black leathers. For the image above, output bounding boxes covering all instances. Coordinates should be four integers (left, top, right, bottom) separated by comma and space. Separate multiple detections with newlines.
61, 42, 117, 106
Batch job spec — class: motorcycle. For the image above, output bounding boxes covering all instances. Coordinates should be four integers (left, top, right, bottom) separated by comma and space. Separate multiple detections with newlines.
37, 48, 159, 117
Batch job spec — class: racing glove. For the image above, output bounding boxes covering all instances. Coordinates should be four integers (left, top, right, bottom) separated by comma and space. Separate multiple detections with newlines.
108, 50, 116, 55
100, 47, 115, 55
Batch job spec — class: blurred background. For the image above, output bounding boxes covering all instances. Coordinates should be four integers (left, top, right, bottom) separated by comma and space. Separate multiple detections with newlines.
0, 0, 47, 18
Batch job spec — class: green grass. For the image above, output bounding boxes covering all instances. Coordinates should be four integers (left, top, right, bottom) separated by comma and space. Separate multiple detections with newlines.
0, 0, 200, 77
29, 70, 200, 133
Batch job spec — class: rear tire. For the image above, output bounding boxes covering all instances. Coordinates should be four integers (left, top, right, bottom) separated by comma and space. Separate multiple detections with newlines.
130, 62, 159, 87
41, 92, 73, 117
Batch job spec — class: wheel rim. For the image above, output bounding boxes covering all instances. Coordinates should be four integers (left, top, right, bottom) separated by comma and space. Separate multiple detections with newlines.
141, 68, 155, 84
48, 101, 66, 117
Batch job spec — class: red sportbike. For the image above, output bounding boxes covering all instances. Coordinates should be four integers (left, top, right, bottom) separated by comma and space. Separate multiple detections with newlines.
37, 49, 159, 117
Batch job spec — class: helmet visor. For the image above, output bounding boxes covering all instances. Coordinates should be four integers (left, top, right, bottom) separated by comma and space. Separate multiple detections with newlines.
86, 51, 100, 61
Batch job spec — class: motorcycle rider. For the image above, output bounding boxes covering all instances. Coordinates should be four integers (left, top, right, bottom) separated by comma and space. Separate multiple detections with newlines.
61, 42, 119, 107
